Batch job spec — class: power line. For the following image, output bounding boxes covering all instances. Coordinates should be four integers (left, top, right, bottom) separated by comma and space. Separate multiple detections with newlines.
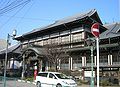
0, 0, 24, 10
0, 0, 31, 15
2, 15, 56, 21
0, 0, 21, 11
0, 0, 31, 31
15, 0, 36, 28
2, 0, 12, 8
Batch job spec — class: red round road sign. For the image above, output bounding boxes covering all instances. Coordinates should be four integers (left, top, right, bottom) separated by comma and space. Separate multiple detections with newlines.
91, 23, 100, 37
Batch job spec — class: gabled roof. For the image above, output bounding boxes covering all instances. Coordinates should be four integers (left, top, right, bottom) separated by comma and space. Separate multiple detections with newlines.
22, 44, 43, 55
15, 9, 102, 40
0, 44, 21, 54
100, 22, 120, 39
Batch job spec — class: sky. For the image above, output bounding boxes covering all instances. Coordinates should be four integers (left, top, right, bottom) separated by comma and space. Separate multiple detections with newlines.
0, 0, 119, 44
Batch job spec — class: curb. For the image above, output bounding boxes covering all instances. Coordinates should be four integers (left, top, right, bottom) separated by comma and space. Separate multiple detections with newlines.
17, 79, 36, 85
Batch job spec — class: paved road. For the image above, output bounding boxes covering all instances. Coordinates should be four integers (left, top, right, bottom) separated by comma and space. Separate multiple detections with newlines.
0, 81, 119, 87
0, 80, 36, 87
0, 80, 83, 87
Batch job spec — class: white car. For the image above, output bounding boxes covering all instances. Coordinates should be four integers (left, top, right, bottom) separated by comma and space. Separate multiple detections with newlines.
35, 72, 77, 87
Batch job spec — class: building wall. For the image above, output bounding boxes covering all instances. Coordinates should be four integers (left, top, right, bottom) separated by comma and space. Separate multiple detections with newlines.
21, 26, 85, 70
21, 24, 120, 72
22, 27, 84, 48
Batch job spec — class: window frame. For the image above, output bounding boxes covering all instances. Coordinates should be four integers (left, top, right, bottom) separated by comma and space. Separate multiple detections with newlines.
38, 73, 48, 77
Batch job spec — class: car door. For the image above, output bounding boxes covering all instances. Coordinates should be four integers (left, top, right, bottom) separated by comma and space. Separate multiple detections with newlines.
47, 73, 58, 87
37, 72, 48, 87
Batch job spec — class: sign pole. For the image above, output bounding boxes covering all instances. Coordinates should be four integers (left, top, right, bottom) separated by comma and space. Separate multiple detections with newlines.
96, 37, 99, 87
91, 23, 100, 87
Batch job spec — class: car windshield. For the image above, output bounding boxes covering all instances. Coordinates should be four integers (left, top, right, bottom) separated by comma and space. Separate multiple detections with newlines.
55, 73, 69, 79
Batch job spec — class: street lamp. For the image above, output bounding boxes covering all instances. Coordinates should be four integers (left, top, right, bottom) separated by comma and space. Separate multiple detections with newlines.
86, 38, 95, 87
3, 30, 17, 87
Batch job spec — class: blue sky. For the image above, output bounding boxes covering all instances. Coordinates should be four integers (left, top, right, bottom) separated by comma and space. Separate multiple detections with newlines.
0, 0, 119, 43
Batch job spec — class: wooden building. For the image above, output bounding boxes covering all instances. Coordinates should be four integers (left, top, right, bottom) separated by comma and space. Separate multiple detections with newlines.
15, 9, 120, 78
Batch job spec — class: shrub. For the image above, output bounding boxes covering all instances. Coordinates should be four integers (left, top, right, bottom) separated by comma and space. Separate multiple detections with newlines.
76, 79, 90, 85
100, 80, 112, 86
25, 77, 34, 82
58, 69, 71, 76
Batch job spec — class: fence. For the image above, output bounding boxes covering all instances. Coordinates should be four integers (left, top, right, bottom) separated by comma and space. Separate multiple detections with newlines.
0, 76, 17, 87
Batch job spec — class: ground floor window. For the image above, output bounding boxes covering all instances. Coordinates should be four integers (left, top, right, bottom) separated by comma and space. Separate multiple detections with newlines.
61, 58, 69, 69
73, 56, 82, 69
113, 52, 120, 65
99, 54, 108, 65
86, 56, 91, 66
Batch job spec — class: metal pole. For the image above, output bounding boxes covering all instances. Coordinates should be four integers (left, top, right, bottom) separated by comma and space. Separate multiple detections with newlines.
96, 38, 99, 87
90, 46, 94, 87
3, 34, 9, 87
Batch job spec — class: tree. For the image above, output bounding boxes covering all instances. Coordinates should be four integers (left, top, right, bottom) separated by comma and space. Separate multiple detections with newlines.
43, 43, 68, 71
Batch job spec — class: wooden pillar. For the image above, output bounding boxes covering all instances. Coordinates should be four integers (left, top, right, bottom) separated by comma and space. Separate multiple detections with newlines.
70, 57, 73, 70
94, 56, 97, 66
69, 57, 73, 70
82, 55, 86, 80
82, 68, 85, 80
95, 67, 97, 85
82, 56, 86, 67
108, 55, 112, 65
21, 55, 25, 79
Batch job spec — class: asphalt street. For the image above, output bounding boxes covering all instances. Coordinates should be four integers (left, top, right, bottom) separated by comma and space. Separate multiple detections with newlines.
0, 80, 83, 87
0, 80, 36, 87
0, 81, 119, 87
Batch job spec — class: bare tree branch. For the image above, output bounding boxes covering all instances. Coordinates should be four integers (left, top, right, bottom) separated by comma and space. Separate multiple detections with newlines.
43, 43, 68, 71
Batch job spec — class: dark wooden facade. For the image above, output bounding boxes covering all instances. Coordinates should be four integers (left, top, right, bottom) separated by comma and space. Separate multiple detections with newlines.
14, 9, 120, 78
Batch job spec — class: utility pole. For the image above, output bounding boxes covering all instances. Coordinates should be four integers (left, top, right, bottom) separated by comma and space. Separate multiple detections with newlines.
3, 30, 17, 87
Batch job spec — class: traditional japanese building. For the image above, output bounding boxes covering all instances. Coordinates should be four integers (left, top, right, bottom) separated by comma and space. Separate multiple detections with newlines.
14, 9, 120, 78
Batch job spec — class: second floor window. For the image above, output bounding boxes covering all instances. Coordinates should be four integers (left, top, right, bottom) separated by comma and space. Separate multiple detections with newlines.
51, 37, 59, 44
72, 32, 84, 42
61, 35, 70, 43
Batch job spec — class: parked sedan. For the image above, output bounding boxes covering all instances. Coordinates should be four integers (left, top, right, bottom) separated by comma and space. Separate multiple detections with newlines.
35, 72, 77, 87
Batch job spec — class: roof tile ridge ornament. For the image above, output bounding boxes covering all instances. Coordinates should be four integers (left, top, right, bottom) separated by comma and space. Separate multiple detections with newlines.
76, 9, 96, 20
87, 9, 97, 16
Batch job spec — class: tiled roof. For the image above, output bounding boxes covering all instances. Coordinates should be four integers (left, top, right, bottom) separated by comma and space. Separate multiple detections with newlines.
0, 43, 21, 55
25, 9, 101, 34
15, 9, 102, 40
100, 22, 120, 39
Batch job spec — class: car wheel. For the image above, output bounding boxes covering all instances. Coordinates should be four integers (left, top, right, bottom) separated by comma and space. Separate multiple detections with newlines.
37, 81, 41, 87
56, 84, 62, 87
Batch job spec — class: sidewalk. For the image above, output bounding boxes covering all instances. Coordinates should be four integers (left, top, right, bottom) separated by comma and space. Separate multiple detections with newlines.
77, 84, 120, 87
